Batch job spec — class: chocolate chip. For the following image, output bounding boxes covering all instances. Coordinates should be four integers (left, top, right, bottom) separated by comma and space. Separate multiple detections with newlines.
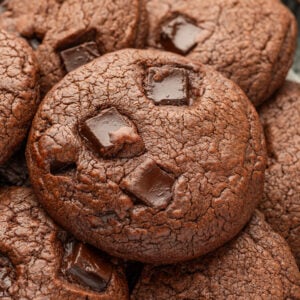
60, 41, 100, 72
145, 67, 189, 106
81, 107, 144, 157
160, 15, 201, 55
121, 158, 175, 209
62, 243, 112, 292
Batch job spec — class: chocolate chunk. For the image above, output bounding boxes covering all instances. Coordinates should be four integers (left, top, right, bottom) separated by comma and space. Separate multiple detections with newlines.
0, 253, 15, 292
81, 107, 143, 157
27, 37, 42, 50
146, 67, 189, 105
63, 243, 112, 292
121, 158, 175, 209
160, 15, 201, 55
60, 41, 100, 72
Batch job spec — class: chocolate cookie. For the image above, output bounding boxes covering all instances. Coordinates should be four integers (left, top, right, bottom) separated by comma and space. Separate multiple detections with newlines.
0, 29, 39, 165
1, 0, 148, 95
0, 187, 128, 299
258, 81, 300, 267
27, 49, 266, 263
145, 0, 297, 106
0, 0, 62, 40
131, 211, 300, 300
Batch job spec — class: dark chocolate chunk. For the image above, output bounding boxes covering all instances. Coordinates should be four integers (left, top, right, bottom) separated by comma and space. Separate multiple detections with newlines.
146, 67, 189, 105
121, 158, 175, 209
27, 37, 42, 50
0, 253, 15, 292
62, 243, 112, 292
81, 107, 143, 157
160, 15, 201, 55
49, 161, 77, 177
60, 41, 100, 72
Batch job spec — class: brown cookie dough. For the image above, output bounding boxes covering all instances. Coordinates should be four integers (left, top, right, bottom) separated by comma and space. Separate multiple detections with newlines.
0, 29, 39, 165
0, 187, 128, 299
131, 211, 300, 300
145, 0, 297, 106
1, 0, 148, 95
27, 49, 266, 264
259, 81, 300, 267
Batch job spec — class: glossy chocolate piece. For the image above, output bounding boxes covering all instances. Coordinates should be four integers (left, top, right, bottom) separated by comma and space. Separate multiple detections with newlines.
0, 253, 15, 292
121, 158, 175, 209
81, 107, 143, 157
160, 15, 201, 55
146, 67, 189, 105
28, 37, 42, 50
63, 243, 112, 292
60, 41, 100, 72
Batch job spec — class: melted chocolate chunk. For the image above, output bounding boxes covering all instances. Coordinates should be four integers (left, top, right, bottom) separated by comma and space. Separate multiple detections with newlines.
62, 242, 112, 292
60, 41, 100, 72
146, 67, 189, 105
121, 158, 175, 209
0, 253, 16, 294
81, 107, 144, 157
160, 15, 201, 55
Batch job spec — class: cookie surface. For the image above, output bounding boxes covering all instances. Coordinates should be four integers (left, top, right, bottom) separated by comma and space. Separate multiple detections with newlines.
0, 29, 39, 165
0, 187, 128, 299
1, 0, 148, 95
131, 211, 300, 300
259, 81, 300, 267
27, 49, 266, 264
146, 0, 297, 106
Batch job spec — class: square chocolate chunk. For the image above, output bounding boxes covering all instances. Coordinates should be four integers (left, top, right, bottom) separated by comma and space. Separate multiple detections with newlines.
60, 41, 100, 72
65, 243, 112, 292
121, 158, 175, 209
146, 67, 189, 105
81, 107, 141, 157
160, 15, 202, 55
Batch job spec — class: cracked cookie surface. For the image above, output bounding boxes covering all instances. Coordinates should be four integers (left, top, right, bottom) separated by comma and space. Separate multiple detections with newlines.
131, 211, 300, 300
146, 0, 297, 106
0, 29, 39, 165
259, 81, 300, 267
0, 0, 147, 95
27, 49, 266, 264
0, 187, 128, 299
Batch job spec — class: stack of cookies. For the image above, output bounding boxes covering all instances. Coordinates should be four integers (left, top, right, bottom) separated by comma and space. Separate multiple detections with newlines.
0, 0, 299, 299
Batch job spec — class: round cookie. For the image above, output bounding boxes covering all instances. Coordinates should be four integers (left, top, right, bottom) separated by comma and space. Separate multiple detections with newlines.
131, 211, 300, 300
145, 0, 297, 106
1, 0, 148, 95
0, 187, 128, 299
27, 49, 266, 264
0, 29, 39, 165
258, 81, 300, 267
0, 0, 62, 40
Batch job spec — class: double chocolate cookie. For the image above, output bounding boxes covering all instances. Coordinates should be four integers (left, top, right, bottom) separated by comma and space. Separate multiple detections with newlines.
259, 81, 300, 267
0, 0, 62, 39
0, 187, 128, 299
27, 49, 266, 264
131, 211, 300, 299
146, 0, 297, 106
1, 0, 148, 95
0, 29, 39, 165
